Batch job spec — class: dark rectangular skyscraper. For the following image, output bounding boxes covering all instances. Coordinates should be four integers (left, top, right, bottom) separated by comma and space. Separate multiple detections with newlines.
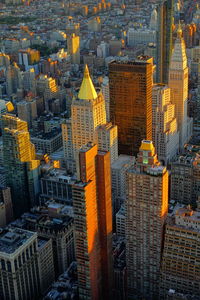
109, 60, 153, 156
156, 0, 174, 83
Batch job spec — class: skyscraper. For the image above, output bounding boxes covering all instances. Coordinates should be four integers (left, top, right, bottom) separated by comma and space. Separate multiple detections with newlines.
0, 186, 13, 226
160, 206, 200, 298
156, 0, 174, 83
126, 140, 168, 299
6, 63, 22, 96
62, 65, 118, 172
168, 26, 193, 148
152, 84, 179, 164
170, 153, 200, 206
0, 227, 54, 300
73, 143, 112, 299
109, 60, 153, 156
67, 33, 80, 65
71, 65, 106, 158
0, 228, 40, 300
2, 114, 40, 217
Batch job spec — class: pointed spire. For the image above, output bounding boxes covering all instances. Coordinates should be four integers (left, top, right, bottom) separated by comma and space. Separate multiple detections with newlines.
177, 21, 182, 38
169, 23, 187, 70
78, 65, 98, 100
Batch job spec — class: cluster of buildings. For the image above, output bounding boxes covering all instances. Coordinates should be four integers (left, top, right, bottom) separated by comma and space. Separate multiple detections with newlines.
1, 0, 200, 300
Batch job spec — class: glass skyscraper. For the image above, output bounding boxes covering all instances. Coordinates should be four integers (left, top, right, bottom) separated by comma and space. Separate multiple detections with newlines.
109, 60, 153, 156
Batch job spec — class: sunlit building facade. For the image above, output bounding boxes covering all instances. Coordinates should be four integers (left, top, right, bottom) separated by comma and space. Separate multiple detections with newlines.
168, 27, 193, 148
73, 143, 112, 299
67, 34, 80, 65
109, 60, 153, 156
126, 140, 168, 299
2, 114, 40, 217
160, 206, 200, 298
62, 65, 118, 173
152, 84, 179, 164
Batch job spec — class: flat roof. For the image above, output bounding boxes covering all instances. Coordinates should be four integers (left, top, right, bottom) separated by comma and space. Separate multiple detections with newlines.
0, 227, 36, 255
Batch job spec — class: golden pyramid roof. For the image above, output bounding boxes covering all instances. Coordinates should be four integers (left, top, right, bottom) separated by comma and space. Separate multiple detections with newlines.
78, 65, 97, 100
140, 140, 154, 151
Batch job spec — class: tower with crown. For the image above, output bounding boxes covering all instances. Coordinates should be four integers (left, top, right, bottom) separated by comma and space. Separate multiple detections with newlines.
62, 65, 118, 174
168, 24, 193, 149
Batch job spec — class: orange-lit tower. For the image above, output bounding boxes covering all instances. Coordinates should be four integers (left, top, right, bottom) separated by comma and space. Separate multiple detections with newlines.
126, 140, 168, 299
109, 60, 153, 156
73, 142, 113, 299
96, 151, 113, 298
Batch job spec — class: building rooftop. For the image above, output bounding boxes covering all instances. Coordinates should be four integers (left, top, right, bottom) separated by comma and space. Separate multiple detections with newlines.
44, 262, 78, 300
11, 201, 74, 233
168, 205, 200, 233
42, 168, 76, 184
140, 140, 154, 151
111, 154, 134, 169
38, 237, 50, 249
31, 128, 61, 140
0, 227, 36, 255
78, 64, 97, 100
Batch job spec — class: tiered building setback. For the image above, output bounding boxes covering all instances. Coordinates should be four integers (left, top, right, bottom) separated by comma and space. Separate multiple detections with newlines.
152, 84, 179, 164
168, 26, 193, 148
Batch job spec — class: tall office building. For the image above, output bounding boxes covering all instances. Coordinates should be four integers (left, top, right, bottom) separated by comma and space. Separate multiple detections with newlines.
170, 153, 200, 206
152, 84, 179, 164
17, 98, 37, 128
18, 201, 74, 277
73, 143, 112, 299
156, 0, 174, 83
160, 206, 200, 298
97, 122, 118, 163
101, 76, 110, 122
2, 114, 40, 217
95, 150, 113, 299
168, 26, 193, 148
0, 228, 40, 300
67, 34, 80, 65
109, 60, 153, 156
6, 63, 23, 96
71, 65, 106, 158
36, 75, 59, 111
126, 140, 168, 299
0, 186, 13, 226
0, 227, 54, 300
62, 65, 118, 172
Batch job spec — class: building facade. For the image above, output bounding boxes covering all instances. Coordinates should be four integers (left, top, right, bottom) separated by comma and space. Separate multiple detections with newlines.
109, 60, 153, 156
62, 65, 118, 173
170, 153, 200, 206
160, 206, 200, 298
168, 27, 193, 148
152, 84, 179, 164
156, 0, 174, 83
73, 143, 112, 299
0, 228, 40, 300
67, 34, 80, 65
126, 140, 168, 299
2, 114, 40, 217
